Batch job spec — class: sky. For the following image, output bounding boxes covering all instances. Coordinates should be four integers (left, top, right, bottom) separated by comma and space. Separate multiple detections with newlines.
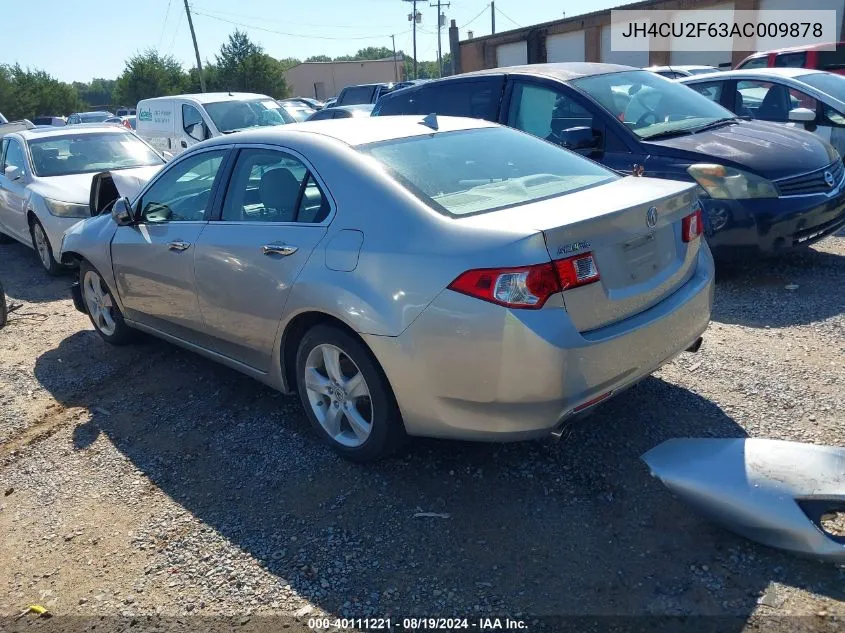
1, 0, 620, 84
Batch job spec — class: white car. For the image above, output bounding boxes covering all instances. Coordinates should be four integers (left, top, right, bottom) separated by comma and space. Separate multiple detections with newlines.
0, 126, 165, 274
680, 68, 845, 157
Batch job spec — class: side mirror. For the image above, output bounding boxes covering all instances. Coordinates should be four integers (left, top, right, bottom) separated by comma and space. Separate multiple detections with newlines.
788, 107, 816, 123
4, 165, 20, 181
111, 197, 134, 226
556, 126, 601, 152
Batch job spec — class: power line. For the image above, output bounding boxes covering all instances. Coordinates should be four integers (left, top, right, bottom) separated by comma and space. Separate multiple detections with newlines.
189, 3, 395, 30
191, 8, 397, 41
495, 5, 521, 28
158, 0, 174, 50
460, 3, 489, 30
167, 10, 183, 54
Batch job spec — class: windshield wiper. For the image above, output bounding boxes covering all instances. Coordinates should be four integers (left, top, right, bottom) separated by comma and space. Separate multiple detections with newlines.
641, 127, 696, 141
691, 117, 739, 134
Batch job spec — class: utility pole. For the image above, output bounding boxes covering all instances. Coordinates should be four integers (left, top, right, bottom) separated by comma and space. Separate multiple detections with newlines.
403, 0, 419, 79
183, 0, 206, 92
430, 0, 450, 78
391, 34, 399, 81
491, 1, 495, 35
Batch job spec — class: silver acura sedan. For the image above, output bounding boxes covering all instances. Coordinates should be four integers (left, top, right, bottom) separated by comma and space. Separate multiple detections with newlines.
60, 115, 714, 462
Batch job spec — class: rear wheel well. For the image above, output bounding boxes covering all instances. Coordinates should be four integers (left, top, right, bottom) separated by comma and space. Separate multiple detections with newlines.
281, 312, 371, 392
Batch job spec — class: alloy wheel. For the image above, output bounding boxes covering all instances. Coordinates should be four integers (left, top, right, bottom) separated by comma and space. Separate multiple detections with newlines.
304, 344, 373, 447
82, 270, 117, 336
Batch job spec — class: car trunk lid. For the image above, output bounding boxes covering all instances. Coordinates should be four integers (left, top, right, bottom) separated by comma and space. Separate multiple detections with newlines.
458, 176, 701, 332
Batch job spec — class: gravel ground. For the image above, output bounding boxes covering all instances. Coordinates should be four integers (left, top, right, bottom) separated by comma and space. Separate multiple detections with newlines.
1, 234, 844, 633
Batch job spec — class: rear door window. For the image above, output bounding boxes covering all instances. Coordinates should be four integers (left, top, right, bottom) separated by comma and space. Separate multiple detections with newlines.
429, 79, 502, 120
818, 45, 845, 71
774, 52, 807, 68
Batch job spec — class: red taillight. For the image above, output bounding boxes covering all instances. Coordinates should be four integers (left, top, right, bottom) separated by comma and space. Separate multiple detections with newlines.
554, 252, 600, 290
574, 391, 612, 412
122, 119, 132, 129
682, 205, 704, 242
448, 252, 601, 309
448, 262, 560, 309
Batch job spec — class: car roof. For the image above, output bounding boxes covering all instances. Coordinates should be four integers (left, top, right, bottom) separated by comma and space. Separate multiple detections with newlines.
71, 111, 112, 116
139, 92, 273, 104
748, 41, 845, 55
647, 65, 717, 72
19, 124, 132, 140
202, 115, 496, 148
454, 62, 637, 82
681, 67, 825, 81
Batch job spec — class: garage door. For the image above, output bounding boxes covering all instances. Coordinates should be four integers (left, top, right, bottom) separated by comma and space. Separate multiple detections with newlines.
496, 41, 528, 67
758, 0, 844, 53
601, 25, 648, 66
546, 30, 585, 63
669, 3, 734, 68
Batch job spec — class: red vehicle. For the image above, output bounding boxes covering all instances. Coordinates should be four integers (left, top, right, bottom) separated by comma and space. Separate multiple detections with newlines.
736, 42, 845, 75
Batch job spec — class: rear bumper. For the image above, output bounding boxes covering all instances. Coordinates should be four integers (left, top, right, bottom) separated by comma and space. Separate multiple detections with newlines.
364, 246, 715, 441
704, 188, 845, 258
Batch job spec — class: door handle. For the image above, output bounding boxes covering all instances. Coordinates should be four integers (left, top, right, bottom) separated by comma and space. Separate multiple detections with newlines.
261, 243, 298, 256
180, 140, 188, 148
168, 240, 191, 251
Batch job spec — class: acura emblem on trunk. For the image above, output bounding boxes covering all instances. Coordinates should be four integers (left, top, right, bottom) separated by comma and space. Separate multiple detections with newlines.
824, 171, 835, 188
646, 206, 658, 228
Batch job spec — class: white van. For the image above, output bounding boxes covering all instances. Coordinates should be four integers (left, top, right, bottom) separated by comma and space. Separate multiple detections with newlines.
135, 92, 294, 156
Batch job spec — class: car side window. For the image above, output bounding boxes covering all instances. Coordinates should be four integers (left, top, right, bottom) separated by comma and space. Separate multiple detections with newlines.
823, 105, 845, 126
3, 139, 26, 173
736, 80, 791, 121
774, 52, 807, 68
221, 148, 329, 224
339, 86, 375, 106
429, 79, 500, 120
375, 89, 417, 115
787, 87, 817, 113
507, 82, 595, 147
0, 139, 8, 170
138, 150, 226, 223
737, 56, 768, 70
183, 104, 208, 142
688, 81, 723, 103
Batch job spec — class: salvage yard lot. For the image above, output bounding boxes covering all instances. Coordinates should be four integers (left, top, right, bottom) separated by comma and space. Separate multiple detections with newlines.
1, 235, 844, 630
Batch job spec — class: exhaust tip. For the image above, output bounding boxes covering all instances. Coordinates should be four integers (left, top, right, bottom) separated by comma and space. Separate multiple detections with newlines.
686, 337, 703, 353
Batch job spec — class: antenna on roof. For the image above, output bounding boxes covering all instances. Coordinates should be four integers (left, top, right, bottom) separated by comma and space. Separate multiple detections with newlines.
420, 112, 438, 131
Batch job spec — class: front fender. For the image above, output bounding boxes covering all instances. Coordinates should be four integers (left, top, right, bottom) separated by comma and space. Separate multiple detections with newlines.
60, 214, 122, 310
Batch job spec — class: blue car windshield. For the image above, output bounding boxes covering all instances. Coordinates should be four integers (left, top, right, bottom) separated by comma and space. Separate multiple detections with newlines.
573, 70, 735, 139
358, 127, 617, 217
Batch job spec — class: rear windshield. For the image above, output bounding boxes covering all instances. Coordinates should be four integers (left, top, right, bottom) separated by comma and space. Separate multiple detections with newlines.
357, 127, 616, 217
79, 112, 112, 123
28, 132, 164, 177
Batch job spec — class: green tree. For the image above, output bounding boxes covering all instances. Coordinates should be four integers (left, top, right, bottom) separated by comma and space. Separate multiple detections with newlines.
278, 57, 301, 72
0, 64, 82, 119
73, 78, 117, 108
215, 30, 289, 98
305, 55, 332, 62
335, 46, 396, 62
112, 50, 186, 107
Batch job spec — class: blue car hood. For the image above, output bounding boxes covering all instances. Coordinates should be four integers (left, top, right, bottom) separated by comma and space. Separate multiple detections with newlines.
643, 120, 835, 181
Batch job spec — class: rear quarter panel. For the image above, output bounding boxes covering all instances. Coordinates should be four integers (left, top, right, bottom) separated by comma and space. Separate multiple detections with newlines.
277, 132, 548, 337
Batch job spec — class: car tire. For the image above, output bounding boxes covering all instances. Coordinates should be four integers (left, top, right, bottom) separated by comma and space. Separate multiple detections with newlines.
295, 324, 406, 462
30, 218, 62, 276
79, 260, 136, 345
